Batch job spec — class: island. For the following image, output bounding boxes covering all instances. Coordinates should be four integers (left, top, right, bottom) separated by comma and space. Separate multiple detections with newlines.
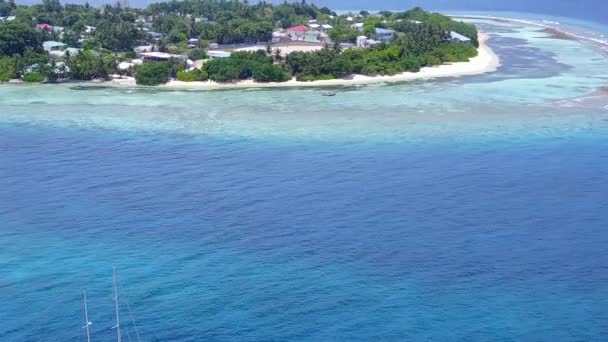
0, 0, 498, 88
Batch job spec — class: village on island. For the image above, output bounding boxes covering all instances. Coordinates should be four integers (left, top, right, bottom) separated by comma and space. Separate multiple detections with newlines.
0, 0, 486, 87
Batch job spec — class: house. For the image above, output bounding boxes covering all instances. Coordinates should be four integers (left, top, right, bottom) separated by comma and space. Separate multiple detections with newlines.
346, 16, 353, 22
85, 26, 96, 34
375, 28, 395, 42
187, 38, 199, 48
287, 25, 308, 41
351, 23, 364, 32
61, 47, 82, 57
134, 45, 155, 56
148, 32, 163, 41
309, 23, 320, 30
321, 24, 333, 32
272, 31, 289, 44
450, 31, 472, 44
304, 30, 321, 43
36, 23, 54, 31
356, 35, 367, 47
140, 52, 186, 62
207, 51, 231, 59
43, 41, 67, 53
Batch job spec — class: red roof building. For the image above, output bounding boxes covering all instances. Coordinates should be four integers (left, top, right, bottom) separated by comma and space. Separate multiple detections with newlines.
287, 25, 308, 32
36, 23, 53, 30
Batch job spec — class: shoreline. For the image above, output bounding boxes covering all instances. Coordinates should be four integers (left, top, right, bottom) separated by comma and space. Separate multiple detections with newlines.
107, 32, 500, 90
0, 33, 499, 90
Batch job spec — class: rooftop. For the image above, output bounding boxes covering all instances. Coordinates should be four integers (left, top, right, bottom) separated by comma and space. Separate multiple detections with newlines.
36, 23, 53, 30
375, 28, 396, 34
140, 52, 185, 59
288, 25, 308, 32
43, 41, 67, 48
450, 31, 472, 41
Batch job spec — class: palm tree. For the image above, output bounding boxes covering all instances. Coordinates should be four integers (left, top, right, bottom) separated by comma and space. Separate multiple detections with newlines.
273, 48, 282, 63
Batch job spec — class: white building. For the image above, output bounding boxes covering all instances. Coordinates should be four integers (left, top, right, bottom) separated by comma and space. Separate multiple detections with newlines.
140, 52, 186, 62
351, 23, 364, 32
356, 36, 367, 48
321, 24, 333, 32
207, 51, 231, 59
43, 41, 67, 53
450, 31, 472, 44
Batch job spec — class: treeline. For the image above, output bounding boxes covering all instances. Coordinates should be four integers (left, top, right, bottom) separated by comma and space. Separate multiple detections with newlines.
1, 0, 335, 55
136, 50, 290, 86
390, 7, 479, 47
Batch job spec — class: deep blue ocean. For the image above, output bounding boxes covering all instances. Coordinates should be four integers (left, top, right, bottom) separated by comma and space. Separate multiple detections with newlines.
1, 124, 608, 341
3, 11, 608, 342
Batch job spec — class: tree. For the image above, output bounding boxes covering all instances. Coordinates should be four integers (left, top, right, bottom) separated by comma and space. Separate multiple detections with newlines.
135, 62, 169, 85
273, 48, 282, 63
0, 21, 42, 56
0, 56, 16, 81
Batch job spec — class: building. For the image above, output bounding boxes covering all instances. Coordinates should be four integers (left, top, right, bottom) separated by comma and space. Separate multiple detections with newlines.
351, 23, 364, 32
43, 41, 67, 53
272, 31, 289, 44
61, 47, 82, 57
140, 52, 186, 62
356, 35, 368, 48
148, 32, 163, 41
304, 30, 322, 43
187, 38, 199, 48
375, 28, 396, 42
134, 45, 154, 56
207, 51, 231, 59
287, 25, 308, 41
320, 24, 333, 32
450, 31, 472, 44
36, 23, 54, 31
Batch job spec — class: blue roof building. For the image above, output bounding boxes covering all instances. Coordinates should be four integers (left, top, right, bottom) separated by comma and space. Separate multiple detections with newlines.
375, 28, 396, 42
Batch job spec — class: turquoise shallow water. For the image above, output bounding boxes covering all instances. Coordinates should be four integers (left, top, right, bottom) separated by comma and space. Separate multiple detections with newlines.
1, 17, 608, 341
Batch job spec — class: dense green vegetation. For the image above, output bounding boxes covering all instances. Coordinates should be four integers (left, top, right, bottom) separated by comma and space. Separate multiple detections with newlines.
204, 51, 290, 83
135, 62, 170, 85
0, 1, 479, 84
22, 71, 44, 82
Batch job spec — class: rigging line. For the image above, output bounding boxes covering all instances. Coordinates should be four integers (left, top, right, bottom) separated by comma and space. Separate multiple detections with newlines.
118, 278, 143, 342
125, 325, 133, 342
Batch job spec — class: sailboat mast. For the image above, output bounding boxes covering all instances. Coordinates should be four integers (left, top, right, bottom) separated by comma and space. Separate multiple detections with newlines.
83, 291, 91, 342
113, 268, 122, 342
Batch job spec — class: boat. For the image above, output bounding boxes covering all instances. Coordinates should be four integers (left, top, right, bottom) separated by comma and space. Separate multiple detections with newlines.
321, 90, 336, 96
82, 268, 141, 342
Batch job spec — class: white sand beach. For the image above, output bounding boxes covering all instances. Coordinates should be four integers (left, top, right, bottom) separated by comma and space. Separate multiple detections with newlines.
105, 33, 499, 90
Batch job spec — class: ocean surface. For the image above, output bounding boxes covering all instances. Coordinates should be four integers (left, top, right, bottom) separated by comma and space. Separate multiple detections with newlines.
1, 15, 608, 341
